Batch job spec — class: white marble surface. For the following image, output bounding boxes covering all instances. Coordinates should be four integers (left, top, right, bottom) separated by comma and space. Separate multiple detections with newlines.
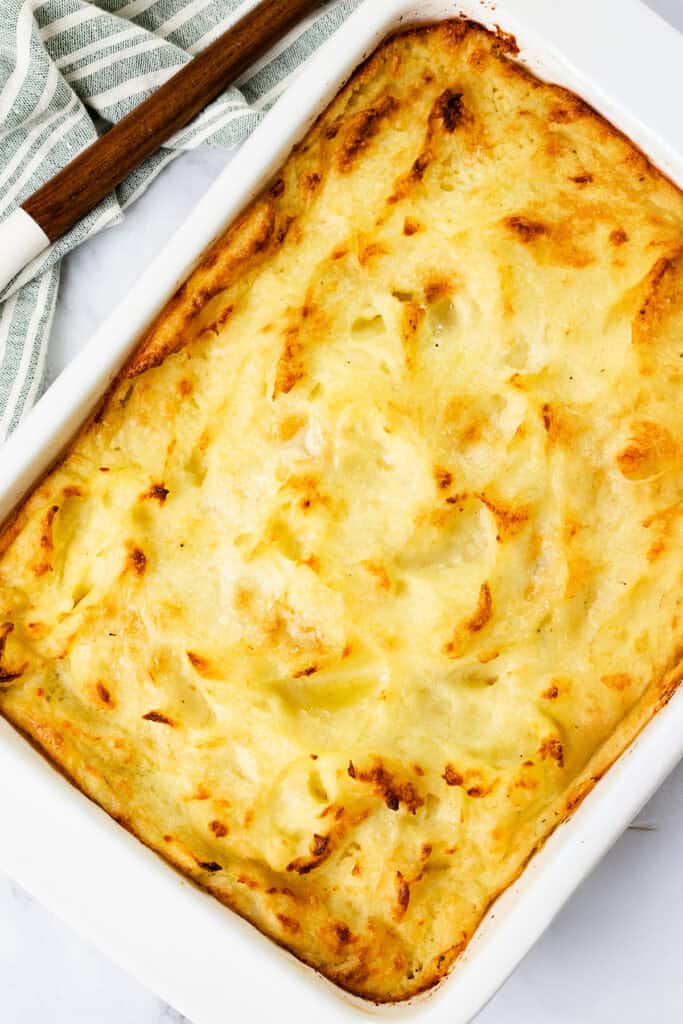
3, 2, 682, 1021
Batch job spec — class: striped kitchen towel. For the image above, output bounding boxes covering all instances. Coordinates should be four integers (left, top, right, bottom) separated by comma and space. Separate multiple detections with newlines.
0, 0, 361, 443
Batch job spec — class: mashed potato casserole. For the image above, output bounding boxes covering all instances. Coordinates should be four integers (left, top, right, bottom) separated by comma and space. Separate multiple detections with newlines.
1, 20, 682, 1002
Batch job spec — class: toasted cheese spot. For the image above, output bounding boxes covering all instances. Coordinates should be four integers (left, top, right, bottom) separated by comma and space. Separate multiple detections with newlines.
301, 171, 322, 192
0, 623, 27, 685
186, 650, 212, 675
540, 402, 577, 446
433, 88, 465, 132
444, 583, 493, 658
394, 871, 411, 921
466, 784, 494, 798
541, 403, 553, 433
434, 466, 453, 490
198, 860, 223, 873
642, 504, 683, 531
285, 473, 329, 513
424, 279, 453, 304
62, 486, 82, 498
466, 583, 492, 634
503, 215, 548, 242
468, 46, 488, 69
403, 217, 421, 236
569, 173, 593, 185
358, 242, 388, 266
178, 378, 193, 396
539, 737, 565, 768
565, 780, 595, 814
125, 543, 147, 576
616, 421, 677, 480
190, 786, 210, 801
142, 711, 175, 726
142, 483, 169, 503
323, 116, 342, 141
601, 673, 632, 693
632, 254, 681, 349
277, 912, 301, 934
388, 152, 432, 205
337, 95, 399, 173
610, 227, 629, 246
658, 660, 683, 705
31, 504, 59, 576
95, 682, 113, 707
491, 23, 519, 55
397, 300, 425, 370
642, 506, 682, 559
542, 684, 560, 701
348, 759, 424, 814
443, 393, 502, 446
0, 623, 14, 658
293, 664, 318, 678
334, 922, 353, 945
549, 96, 588, 122
642, 504, 679, 561
513, 772, 538, 792
273, 325, 303, 398
205, 304, 235, 336
311, 832, 330, 857
442, 765, 463, 787
478, 494, 529, 539
411, 153, 430, 183
268, 177, 285, 198
287, 833, 332, 874
362, 561, 391, 590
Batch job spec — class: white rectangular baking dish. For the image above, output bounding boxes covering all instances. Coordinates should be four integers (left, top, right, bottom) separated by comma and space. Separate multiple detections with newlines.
1, 2, 682, 1022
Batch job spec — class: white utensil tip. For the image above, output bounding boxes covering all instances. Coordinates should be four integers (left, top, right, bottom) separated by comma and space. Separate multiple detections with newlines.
0, 208, 50, 296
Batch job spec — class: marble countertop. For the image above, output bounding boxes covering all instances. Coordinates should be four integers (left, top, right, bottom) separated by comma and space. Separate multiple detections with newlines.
3, 2, 682, 1020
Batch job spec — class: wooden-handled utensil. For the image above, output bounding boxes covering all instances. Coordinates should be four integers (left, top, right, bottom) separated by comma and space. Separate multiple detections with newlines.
0, 0, 324, 293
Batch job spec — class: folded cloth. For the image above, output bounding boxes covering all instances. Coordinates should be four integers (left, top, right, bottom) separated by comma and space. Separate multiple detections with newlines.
0, 0, 360, 443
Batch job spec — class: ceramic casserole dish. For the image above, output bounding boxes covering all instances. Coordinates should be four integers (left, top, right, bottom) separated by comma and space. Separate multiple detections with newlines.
0, 1, 682, 1021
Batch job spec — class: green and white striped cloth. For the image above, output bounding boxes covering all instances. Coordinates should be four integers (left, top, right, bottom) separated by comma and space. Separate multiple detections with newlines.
0, 0, 361, 444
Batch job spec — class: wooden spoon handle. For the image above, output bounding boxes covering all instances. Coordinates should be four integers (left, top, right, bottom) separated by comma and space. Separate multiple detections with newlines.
21, 0, 323, 243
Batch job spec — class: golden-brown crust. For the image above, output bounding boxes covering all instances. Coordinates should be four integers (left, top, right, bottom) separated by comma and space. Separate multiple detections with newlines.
124, 200, 277, 378
1, 18, 683, 1004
